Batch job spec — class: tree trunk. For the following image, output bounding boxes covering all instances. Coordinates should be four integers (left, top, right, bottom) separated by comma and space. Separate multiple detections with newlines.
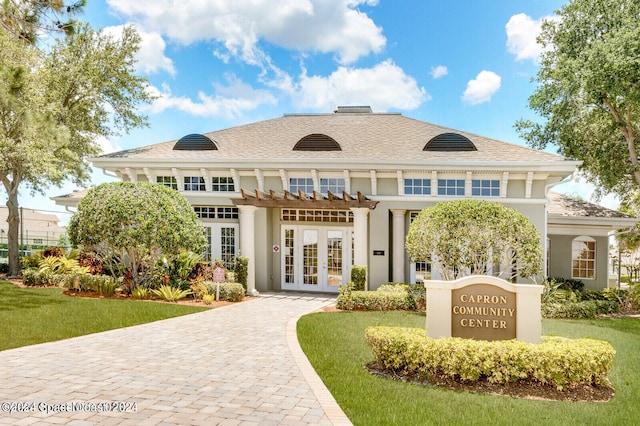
6, 190, 21, 277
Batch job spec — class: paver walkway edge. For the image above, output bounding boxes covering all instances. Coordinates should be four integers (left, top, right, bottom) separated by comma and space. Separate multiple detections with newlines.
0, 293, 353, 425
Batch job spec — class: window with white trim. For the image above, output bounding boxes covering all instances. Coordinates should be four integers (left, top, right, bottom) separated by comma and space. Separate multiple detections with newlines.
289, 177, 314, 193
194, 206, 239, 219
471, 179, 500, 197
404, 178, 431, 195
437, 179, 465, 196
156, 176, 178, 190
212, 176, 235, 192
320, 178, 345, 194
184, 176, 205, 191
572, 236, 596, 279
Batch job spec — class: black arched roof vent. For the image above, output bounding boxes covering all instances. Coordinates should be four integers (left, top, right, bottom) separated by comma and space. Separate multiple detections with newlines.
293, 134, 342, 151
424, 132, 477, 151
173, 133, 218, 151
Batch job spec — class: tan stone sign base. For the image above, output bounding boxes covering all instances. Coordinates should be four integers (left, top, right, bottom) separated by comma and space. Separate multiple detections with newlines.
424, 275, 543, 344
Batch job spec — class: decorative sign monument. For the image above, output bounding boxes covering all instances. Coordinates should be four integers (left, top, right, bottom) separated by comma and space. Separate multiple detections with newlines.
424, 275, 543, 344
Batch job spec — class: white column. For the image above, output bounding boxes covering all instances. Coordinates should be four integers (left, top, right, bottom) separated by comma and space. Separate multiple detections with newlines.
238, 205, 258, 296
351, 208, 370, 287
390, 209, 406, 283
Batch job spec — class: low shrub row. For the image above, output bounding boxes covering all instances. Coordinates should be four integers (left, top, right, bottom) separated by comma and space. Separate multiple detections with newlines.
203, 281, 245, 302
365, 326, 615, 390
542, 300, 620, 319
337, 282, 425, 311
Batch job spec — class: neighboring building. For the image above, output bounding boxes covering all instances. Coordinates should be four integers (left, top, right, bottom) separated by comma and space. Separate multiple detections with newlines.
0, 207, 66, 257
547, 192, 636, 289
52, 106, 635, 293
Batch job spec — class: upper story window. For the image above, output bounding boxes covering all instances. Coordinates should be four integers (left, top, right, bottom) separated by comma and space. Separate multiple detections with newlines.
438, 179, 465, 196
184, 176, 206, 191
289, 177, 314, 194
405, 179, 431, 195
194, 206, 239, 219
157, 176, 177, 190
472, 179, 500, 197
320, 178, 345, 194
212, 176, 235, 192
572, 236, 596, 279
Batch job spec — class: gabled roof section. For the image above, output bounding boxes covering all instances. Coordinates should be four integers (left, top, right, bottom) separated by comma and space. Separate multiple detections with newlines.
424, 133, 477, 151
293, 134, 341, 151
173, 133, 218, 151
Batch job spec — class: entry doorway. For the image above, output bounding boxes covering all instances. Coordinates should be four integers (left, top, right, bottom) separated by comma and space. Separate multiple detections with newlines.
281, 226, 353, 292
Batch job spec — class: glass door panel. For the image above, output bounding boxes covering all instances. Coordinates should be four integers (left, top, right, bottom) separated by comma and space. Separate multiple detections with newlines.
302, 230, 318, 285
327, 230, 343, 287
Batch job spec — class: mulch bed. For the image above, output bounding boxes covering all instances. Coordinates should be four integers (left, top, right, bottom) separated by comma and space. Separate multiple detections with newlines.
366, 363, 615, 402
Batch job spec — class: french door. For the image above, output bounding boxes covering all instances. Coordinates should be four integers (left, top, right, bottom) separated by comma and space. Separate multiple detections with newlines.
205, 224, 239, 267
281, 226, 352, 292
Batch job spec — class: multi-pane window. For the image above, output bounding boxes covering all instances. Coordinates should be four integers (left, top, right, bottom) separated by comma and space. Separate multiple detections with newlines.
156, 176, 178, 190
284, 229, 295, 284
405, 178, 431, 195
472, 179, 500, 197
320, 178, 345, 194
572, 237, 596, 279
281, 209, 353, 223
437, 179, 465, 196
194, 206, 239, 219
184, 176, 206, 191
289, 177, 314, 194
212, 176, 235, 192
220, 227, 236, 266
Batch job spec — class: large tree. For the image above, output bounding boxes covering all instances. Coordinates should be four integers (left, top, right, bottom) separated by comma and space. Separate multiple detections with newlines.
68, 182, 207, 289
0, 23, 153, 276
406, 200, 542, 281
1, 0, 86, 42
516, 0, 640, 200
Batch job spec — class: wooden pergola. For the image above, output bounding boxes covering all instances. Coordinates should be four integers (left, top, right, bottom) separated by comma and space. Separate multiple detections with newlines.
232, 189, 379, 210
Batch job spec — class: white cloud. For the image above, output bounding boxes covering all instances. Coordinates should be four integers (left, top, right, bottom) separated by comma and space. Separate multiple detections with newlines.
430, 65, 448, 79
145, 76, 277, 118
505, 13, 558, 62
95, 135, 122, 155
102, 25, 176, 76
462, 71, 501, 105
293, 59, 429, 111
106, 0, 385, 66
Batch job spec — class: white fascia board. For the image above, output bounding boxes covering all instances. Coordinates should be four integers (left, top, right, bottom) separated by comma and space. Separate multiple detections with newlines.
548, 215, 638, 230
372, 196, 547, 205
91, 158, 581, 175
548, 224, 619, 237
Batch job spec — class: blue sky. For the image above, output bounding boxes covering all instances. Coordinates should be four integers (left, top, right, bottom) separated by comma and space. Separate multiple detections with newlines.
13, 0, 617, 222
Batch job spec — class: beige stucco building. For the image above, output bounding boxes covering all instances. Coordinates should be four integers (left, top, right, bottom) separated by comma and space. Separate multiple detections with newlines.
54, 106, 636, 293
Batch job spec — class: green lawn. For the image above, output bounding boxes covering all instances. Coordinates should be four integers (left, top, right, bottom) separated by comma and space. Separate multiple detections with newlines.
298, 311, 640, 426
0, 281, 207, 351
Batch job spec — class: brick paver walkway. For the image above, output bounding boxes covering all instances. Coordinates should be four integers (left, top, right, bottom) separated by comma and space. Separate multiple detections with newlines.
0, 293, 352, 425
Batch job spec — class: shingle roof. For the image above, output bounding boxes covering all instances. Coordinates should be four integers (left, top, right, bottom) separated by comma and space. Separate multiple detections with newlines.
95, 112, 570, 164
547, 192, 633, 219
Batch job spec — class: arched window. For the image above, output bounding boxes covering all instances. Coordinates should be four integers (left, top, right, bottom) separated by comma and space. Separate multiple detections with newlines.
293, 134, 341, 151
572, 236, 596, 279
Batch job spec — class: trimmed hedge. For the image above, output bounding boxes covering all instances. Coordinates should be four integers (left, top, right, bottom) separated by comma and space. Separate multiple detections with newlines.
337, 290, 414, 310
365, 326, 615, 390
542, 300, 620, 318
204, 281, 245, 302
337, 282, 426, 311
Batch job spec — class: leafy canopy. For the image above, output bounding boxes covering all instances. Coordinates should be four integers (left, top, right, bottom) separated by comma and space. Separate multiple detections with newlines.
516, 0, 640, 200
68, 182, 206, 287
0, 21, 153, 276
406, 200, 542, 281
